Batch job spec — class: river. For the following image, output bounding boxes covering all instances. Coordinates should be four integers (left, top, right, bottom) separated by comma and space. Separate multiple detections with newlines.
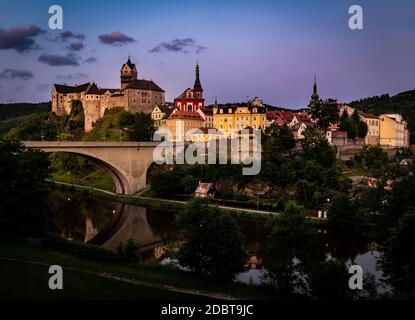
49, 188, 390, 293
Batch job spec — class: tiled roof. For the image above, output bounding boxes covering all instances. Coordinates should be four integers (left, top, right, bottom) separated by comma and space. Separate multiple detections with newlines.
101, 88, 119, 94
175, 88, 192, 100
199, 107, 213, 115
168, 111, 204, 120
54, 82, 90, 94
282, 111, 294, 121
359, 112, 379, 119
332, 130, 347, 138
215, 104, 266, 114
125, 79, 164, 92
195, 182, 213, 194
85, 83, 102, 95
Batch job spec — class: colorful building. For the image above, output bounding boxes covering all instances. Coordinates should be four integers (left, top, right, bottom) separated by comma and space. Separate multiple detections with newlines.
359, 112, 380, 145
380, 113, 409, 147
166, 110, 205, 141
212, 103, 267, 138
151, 104, 175, 128
174, 63, 204, 112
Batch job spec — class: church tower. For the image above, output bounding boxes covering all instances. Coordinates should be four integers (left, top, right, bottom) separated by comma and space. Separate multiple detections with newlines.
193, 62, 203, 99
311, 76, 319, 102
120, 57, 138, 90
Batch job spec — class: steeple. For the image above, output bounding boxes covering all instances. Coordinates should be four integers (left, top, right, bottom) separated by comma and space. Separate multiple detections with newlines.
193, 62, 202, 90
311, 75, 319, 101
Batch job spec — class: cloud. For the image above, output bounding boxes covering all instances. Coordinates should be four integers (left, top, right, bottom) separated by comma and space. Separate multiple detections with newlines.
58, 31, 85, 41
68, 42, 84, 51
149, 38, 206, 54
99, 32, 136, 46
37, 84, 51, 92
0, 68, 34, 80
15, 86, 24, 90
38, 53, 80, 66
83, 57, 98, 63
57, 73, 89, 80
0, 25, 45, 52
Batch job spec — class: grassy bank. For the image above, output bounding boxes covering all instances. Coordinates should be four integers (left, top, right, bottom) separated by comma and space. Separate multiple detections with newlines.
52, 182, 329, 227
0, 237, 273, 300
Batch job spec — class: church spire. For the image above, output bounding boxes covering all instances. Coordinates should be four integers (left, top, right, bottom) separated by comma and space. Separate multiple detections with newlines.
311, 75, 319, 101
193, 62, 202, 90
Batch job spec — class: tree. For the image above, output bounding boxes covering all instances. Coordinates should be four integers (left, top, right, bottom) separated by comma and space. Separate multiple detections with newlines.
278, 124, 296, 151
382, 209, 415, 296
176, 198, 246, 282
0, 141, 50, 236
150, 166, 184, 197
310, 260, 351, 300
263, 201, 312, 295
117, 237, 140, 263
358, 145, 388, 172
308, 98, 339, 133
130, 112, 154, 141
328, 193, 365, 232
301, 127, 336, 168
357, 121, 369, 139
266, 123, 296, 152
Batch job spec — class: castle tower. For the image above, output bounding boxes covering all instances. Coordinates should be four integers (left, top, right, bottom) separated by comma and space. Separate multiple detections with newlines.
193, 62, 203, 99
120, 57, 138, 90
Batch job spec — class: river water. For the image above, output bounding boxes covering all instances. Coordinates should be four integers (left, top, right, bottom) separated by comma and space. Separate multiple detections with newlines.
50, 189, 390, 292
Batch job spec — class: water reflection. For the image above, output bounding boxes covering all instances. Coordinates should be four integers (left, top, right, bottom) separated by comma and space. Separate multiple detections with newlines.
50, 189, 387, 289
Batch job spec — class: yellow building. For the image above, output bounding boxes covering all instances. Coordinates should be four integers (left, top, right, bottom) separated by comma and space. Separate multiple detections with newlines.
212, 104, 267, 138
379, 113, 409, 147
191, 127, 224, 142
359, 112, 380, 145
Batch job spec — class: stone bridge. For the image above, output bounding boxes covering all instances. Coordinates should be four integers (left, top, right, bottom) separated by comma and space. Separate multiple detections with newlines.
23, 141, 160, 195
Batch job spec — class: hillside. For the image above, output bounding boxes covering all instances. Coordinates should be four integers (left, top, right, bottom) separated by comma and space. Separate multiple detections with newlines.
0, 102, 51, 121
350, 89, 415, 143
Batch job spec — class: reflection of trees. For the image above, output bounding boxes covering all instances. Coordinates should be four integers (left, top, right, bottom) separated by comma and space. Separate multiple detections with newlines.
381, 209, 415, 297
49, 189, 117, 242
146, 209, 178, 241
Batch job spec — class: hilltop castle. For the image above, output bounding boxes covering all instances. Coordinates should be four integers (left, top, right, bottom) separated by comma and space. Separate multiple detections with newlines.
51, 58, 165, 132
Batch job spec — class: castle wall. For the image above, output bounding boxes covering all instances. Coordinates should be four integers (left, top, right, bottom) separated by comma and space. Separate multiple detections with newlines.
125, 89, 164, 114
84, 94, 102, 132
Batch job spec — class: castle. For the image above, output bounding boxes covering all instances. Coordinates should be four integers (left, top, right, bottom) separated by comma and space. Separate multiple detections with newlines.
51, 58, 165, 132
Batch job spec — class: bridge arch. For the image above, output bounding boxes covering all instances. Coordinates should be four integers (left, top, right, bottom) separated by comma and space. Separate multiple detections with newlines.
23, 141, 160, 195
50, 151, 129, 194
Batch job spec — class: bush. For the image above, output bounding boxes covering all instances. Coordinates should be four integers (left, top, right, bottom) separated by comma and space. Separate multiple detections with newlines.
42, 233, 120, 263
117, 237, 140, 263
176, 198, 247, 282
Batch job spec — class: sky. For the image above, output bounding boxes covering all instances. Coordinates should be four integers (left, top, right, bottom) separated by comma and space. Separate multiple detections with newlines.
1, 0, 415, 108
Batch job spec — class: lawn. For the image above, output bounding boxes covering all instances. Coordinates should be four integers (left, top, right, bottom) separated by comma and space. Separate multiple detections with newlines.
0, 259, 194, 300
0, 237, 274, 300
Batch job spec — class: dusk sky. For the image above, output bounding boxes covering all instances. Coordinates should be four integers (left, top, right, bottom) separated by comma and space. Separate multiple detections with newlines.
1, 0, 415, 108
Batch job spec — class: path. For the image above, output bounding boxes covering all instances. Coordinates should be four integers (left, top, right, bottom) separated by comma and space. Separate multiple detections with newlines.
0, 256, 237, 300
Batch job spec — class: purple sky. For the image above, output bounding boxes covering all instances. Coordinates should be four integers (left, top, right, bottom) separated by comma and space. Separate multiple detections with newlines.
1, 0, 415, 108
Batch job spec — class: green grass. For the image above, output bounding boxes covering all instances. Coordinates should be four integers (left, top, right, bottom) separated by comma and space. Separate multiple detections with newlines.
51, 171, 115, 192
0, 259, 195, 300
0, 237, 274, 300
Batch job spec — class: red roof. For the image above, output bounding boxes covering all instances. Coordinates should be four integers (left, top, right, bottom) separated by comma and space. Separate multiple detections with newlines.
282, 111, 294, 121
195, 183, 213, 194
168, 111, 204, 120
294, 113, 309, 122
332, 130, 347, 138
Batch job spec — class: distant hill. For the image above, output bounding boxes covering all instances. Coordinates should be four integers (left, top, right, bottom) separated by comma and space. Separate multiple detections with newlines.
0, 102, 51, 121
349, 89, 415, 143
